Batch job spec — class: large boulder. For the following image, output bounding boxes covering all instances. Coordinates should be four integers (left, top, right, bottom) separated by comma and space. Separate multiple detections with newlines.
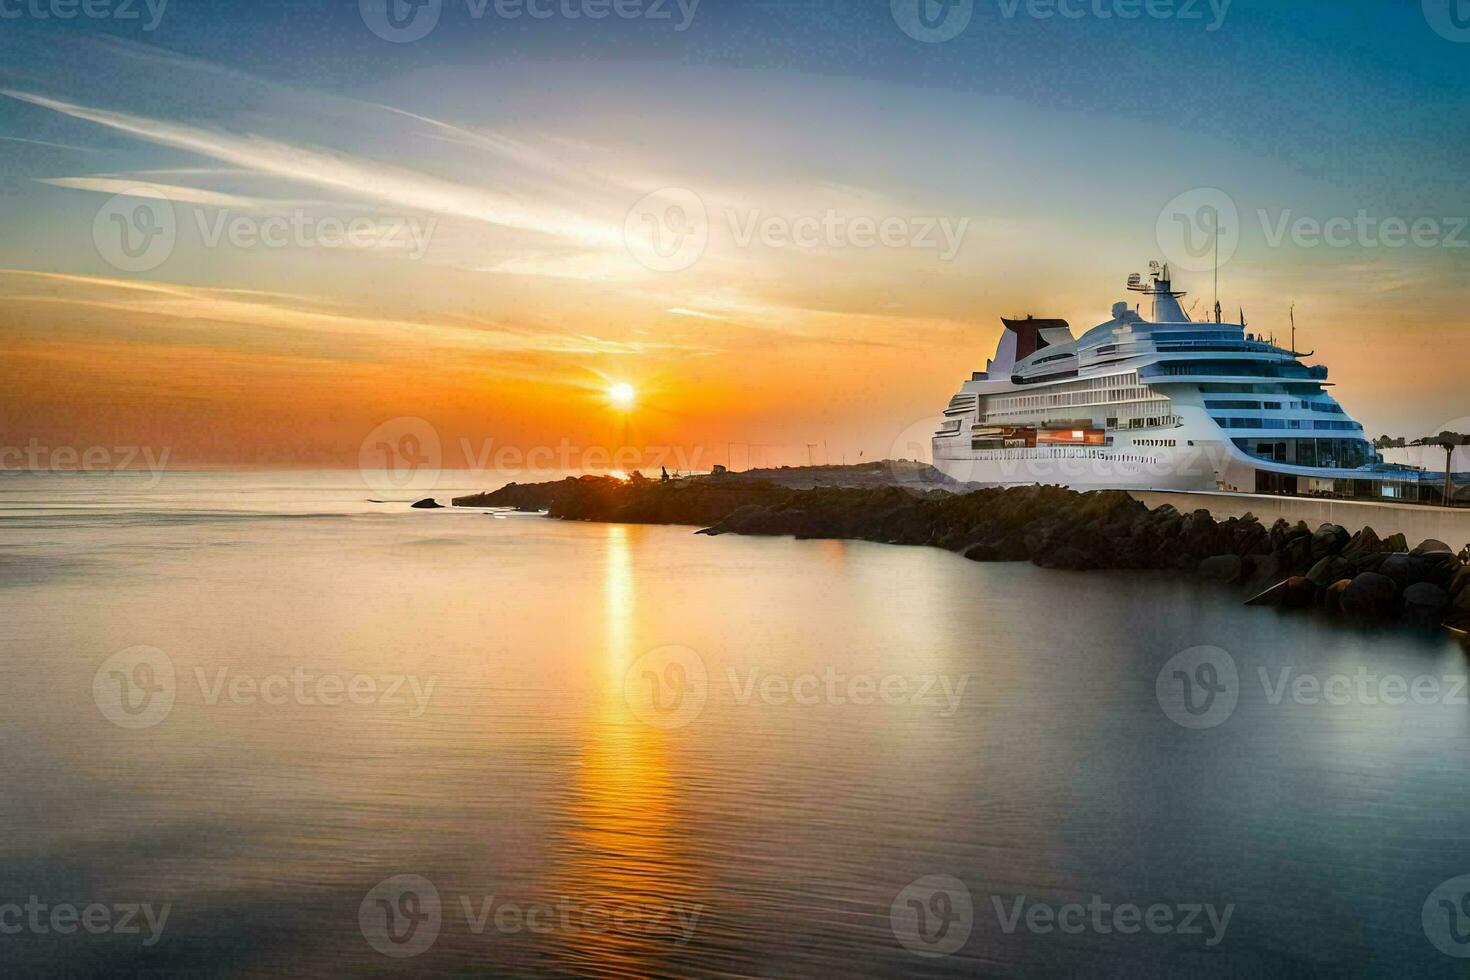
1311, 524, 1351, 561
410, 497, 443, 509
1382, 532, 1410, 553
1446, 587, 1470, 633
1198, 554, 1243, 582
1323, 579, 1353, 615
1305, 554, 1355, 588
1341, 526, 1383, 561
1403, 582, 1451, 627
1412, 538, 1454, 557
1341, 572, 1400, 619
1379, 553, 1428, 588
1450, 564, 1470, 600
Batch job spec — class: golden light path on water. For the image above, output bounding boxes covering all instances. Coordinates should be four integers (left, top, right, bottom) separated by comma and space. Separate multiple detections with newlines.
547, 525, 707, 976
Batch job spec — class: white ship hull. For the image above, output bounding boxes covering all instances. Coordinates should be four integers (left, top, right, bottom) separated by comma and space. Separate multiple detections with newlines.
931, 263, 1454, 503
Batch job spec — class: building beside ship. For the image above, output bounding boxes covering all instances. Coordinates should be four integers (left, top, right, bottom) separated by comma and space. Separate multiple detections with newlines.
932, 263, 1462, 503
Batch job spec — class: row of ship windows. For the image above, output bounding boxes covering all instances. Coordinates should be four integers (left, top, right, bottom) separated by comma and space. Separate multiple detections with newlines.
990, 386, 1152, 411
995, 371, 1141, 404
1134, 439, 1178, 447
1204, 399, 1346, 414
1212, 417, 1362, 431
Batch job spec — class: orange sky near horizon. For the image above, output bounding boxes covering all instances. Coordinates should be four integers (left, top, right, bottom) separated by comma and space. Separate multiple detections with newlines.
3, 34, 1469, 472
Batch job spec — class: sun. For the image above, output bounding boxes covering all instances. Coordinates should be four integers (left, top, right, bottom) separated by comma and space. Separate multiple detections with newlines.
609, 383, 636, 409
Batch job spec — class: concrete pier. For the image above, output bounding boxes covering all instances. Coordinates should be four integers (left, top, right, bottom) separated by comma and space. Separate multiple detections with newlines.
1131, 490, 1470, 549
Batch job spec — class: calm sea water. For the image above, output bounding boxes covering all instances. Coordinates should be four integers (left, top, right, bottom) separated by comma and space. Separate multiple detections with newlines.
3, 471, 1470, 978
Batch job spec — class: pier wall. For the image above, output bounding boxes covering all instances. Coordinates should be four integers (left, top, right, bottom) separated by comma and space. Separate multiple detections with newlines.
1130, 490, 1470, 549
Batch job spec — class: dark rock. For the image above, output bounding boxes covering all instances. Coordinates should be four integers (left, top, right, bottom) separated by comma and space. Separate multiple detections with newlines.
1451, 565, 1470, 599
1412, 538, 1454, 557
1382, 532, 1409, 553
1311, 524, 1350, 561
1341, 572, 1399, 619
1306, 554, 1355, 588
1403, 582, 1451, 627
1323, 579, 1353, 615
410, 498, 443, 509
1379, 553, 1428, 588
1198, 554, 1243, 582
1282, 576, 1318, 608
1341, 527, 1383, 562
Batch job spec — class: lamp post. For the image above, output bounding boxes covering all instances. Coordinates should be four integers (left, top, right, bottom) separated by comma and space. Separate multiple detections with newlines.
1441, 440, 1457, 507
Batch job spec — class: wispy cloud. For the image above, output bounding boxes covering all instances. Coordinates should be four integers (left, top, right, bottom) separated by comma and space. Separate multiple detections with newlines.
3, 88, 624, 249
0, 270, 700, 359
38, 176, 300, 211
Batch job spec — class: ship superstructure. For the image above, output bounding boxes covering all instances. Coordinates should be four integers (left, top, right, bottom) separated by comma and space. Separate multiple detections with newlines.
933, 263, 1453, 501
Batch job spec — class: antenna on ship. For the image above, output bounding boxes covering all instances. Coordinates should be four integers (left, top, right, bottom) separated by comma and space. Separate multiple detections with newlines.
1213, 231, 1222, 324
1289, 303, 1296, 353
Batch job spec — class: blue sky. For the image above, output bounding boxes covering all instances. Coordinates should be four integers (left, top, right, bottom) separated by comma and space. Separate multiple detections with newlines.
1, 0, 1467, 463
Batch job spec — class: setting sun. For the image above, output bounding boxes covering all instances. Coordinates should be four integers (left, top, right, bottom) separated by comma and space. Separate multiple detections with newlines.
609, 383, 636, 409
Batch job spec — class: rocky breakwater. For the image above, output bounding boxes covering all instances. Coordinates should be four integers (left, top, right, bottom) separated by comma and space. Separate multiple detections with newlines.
1221, 525, 1470, 633
450, 473, 1469, 635
453, 474, 796, 525
701, 485, 1469, 634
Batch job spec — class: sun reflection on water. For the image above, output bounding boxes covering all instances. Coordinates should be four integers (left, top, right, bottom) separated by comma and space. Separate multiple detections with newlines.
547, 524, 708, 976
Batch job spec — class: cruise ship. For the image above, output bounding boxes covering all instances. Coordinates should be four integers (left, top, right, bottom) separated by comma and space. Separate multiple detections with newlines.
932, 263, 1458, 502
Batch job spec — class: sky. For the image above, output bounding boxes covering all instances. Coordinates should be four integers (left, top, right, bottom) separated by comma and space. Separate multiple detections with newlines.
2, 0, 1469, 471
